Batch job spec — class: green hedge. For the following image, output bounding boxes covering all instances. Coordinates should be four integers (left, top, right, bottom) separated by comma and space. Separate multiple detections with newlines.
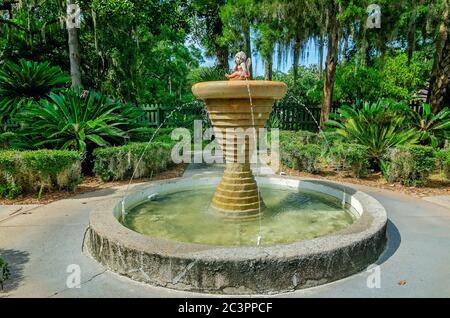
327, 143, 370, 177
435, 149, 450, 179
128, 127, 175, 143
279, 130, 319, 145
0, 150, 81, 198
382, 145, 435, 186
93, 142, 173, 181
281, 143, 322, 173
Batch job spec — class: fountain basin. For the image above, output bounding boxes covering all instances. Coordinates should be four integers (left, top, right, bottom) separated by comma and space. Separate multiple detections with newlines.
85, 176, 387, 294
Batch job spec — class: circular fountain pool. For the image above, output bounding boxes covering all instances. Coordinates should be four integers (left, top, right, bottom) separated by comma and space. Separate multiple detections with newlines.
122, 187, 356, 246
85, 176, 387, 294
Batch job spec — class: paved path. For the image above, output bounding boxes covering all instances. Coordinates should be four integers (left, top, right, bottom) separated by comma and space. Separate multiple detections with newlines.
1, 165, 449, 297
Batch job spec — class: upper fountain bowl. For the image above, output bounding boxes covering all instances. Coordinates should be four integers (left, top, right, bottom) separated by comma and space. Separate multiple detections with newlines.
192, 80, 287, 100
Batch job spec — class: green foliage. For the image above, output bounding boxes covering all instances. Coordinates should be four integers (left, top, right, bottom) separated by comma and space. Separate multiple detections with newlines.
281, 142, 322, 174
0, 132, 16, 149
382, 145, 436, 186
279, 130, 319, 145
93, 142, 174, 181
435, 150, 450, 179
317, 131, 343, 148
326, 100, 419, 167
0, 256, 10, 290
380, 53, 428, 101
128, 127, 175, 143
332, 53, 430, 104
0, 150, 81, 198
408, 103, 450, 147
0, 59, 69, 120
326, 143, 370, 178
17, 89, 142, 153
188, 67, 226, 83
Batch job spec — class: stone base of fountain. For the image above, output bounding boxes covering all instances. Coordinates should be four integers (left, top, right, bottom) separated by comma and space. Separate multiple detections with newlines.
85, 176, 388, 295
211, 163, 265, 221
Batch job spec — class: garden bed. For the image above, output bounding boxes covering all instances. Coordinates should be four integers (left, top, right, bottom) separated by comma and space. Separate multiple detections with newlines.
279, 163, 450, 198
0, 163, 188, 205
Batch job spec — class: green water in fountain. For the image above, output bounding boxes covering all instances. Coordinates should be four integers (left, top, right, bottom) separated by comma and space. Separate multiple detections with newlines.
122, 187, 356, 246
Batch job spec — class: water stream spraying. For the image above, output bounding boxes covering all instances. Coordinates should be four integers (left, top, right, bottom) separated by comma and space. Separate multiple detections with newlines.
245, 78, 263, 246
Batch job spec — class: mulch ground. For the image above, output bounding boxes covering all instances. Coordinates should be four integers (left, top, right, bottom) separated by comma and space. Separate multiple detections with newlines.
280, 165, 450, 198
0, 164, 188, 205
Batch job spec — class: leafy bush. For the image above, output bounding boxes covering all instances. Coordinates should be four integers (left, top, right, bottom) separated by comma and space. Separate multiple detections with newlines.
281, 143, 322, 173
435, 150, 450, 179
0, 256, 10, 290
17, 89, 142, 153
408, 103, 450, 147
188, 66, 226, 83
318, 131, 343, 148
93, 142, 174, 181
327, 143, 370, 177
128, 127, 175, 143
0, 132, 16, 149
279, 130, 319, 145
0, 59, 69, 120
382, 145, 435, 186
0, 150, 81, 198
327, 100, 419, 168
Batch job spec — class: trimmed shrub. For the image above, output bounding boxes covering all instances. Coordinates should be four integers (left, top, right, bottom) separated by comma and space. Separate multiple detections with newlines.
318, 131, 343, 147
279, 130, 319, 145
382, 145, 435, 186
281, 143, 322, 173
93, 142, 173, 182
128, 127, 175, 143
0, 256, 10, 290
327, 143, 370, 177
0, 150, 81, 198
435, 150, 450, 179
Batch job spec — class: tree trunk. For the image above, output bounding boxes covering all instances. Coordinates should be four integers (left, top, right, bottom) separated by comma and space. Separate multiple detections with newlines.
243, 25, 252, 76
429, 0, 449, 113
430, 35, 450, 113
293, 38, 301, 84
213, 11, 229, 72
264, 51, 273, 80
318, 31, 324, 78
320, 0, 339, 128
407, 0, 417, 65
216, 46, 229, 71
67, 0, 82, 88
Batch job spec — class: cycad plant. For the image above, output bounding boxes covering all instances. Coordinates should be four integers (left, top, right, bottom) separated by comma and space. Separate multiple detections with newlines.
326, 100, 419, 168
408, 103, 450, 147
0, 59, 70, 121
17, 89, 142, 153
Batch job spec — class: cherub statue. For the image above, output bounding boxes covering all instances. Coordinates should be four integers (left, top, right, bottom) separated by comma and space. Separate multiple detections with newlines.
226, 51, 251, 80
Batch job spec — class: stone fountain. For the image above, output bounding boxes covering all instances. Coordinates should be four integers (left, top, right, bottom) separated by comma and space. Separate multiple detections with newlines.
85, 52, 388, 294
191, 80, 287, 221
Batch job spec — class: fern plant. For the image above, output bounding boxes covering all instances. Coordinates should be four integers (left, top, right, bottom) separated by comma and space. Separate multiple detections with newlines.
0, 59, 70, 122
408, 103, 450, 147
326, 100, 419, 168
17, 89, 142, 153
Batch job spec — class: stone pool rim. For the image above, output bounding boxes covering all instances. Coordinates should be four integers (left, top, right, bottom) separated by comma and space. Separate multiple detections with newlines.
85, 176, 387, 294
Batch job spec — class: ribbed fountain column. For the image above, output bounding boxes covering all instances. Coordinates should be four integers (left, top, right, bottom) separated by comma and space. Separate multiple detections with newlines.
192, 81, 287, 221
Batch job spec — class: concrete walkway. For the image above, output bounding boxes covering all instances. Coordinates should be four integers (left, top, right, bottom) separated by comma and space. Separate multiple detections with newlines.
1, 164, 449, 297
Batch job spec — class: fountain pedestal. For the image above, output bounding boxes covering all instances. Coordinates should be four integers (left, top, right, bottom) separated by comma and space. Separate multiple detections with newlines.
192, 81, 287, 221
